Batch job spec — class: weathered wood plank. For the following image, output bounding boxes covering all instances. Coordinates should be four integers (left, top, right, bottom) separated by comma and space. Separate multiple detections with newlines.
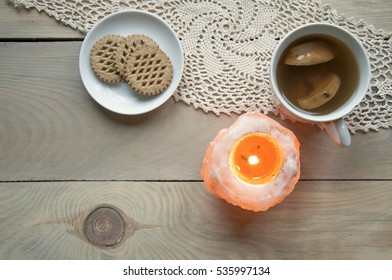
325, 0, 392, 31
0, 0, 83, 38
1, 42, 391, 181
0, 0, 391, 263
1, 0, 391, 39
0, 181, 391, 259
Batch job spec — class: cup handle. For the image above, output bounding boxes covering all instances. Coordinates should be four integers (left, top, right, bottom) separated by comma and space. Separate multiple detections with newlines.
322, 118, 351, 147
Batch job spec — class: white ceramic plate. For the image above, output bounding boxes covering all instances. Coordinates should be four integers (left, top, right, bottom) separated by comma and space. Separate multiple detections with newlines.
79, 10, 184, 115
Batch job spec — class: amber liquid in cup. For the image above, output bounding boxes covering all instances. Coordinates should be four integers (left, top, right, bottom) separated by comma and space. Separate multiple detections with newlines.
276, 34, 360, 115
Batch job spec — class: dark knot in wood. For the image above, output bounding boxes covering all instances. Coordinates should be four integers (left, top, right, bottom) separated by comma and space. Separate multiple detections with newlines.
83, 205, 125, 247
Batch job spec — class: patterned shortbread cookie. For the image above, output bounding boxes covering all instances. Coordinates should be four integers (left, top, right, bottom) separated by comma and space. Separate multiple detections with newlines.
124, 45, 173, 95
90, 34, 124, 83
115, 34, 158, 78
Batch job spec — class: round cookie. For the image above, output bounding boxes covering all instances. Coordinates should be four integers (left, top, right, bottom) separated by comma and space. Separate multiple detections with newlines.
90, 34, 124, 83
124, 45, 173, 96
115, 34, 158, 78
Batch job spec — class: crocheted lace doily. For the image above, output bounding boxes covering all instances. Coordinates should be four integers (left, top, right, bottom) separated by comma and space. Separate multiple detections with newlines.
10, 0, 392, 133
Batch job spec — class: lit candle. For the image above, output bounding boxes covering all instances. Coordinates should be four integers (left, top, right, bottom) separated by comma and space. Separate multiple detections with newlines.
201, 112, 300, 212
230, 132, 283, 185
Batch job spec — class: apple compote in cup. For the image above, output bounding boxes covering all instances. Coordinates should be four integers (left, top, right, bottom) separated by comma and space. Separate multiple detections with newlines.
270, 23, 371, 147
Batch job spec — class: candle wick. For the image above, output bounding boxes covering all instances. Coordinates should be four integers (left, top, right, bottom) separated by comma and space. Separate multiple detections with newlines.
248, 155, 260, 165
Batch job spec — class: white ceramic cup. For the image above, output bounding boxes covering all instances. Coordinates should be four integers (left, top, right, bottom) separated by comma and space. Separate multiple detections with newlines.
270, 23, 371, 147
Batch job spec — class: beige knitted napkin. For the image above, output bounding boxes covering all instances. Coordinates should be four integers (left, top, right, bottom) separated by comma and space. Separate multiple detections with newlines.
10, 0, 392, 132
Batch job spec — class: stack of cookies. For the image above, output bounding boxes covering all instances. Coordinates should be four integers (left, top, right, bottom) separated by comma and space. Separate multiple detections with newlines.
90, 34, 173, 96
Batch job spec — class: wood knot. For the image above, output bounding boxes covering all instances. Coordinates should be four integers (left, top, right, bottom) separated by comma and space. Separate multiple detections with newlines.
83, 205, 125, 247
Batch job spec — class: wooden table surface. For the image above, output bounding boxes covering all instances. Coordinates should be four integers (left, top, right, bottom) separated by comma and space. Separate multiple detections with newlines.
0, 0, 391, 260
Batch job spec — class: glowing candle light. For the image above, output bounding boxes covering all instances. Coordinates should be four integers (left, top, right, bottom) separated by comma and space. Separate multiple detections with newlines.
201, 112, 300, 212
247, 155, 260, 166
230, 132, 283, 185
